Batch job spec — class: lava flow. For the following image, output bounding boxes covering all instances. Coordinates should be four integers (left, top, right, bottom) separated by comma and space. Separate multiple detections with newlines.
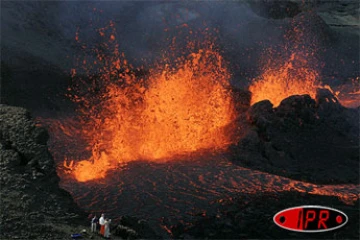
60, 157, 359, 236
59, 26, 237, 182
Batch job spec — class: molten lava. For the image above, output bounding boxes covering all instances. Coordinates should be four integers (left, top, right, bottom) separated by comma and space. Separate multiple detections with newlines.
248, 52, 359, 108
334, 77, 360, 108
62, 29, 236, 182
249, 14, 325, 107
249, 53, 320, 107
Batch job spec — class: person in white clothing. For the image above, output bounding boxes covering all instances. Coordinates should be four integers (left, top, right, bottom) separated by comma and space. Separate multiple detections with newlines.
99, 213, 105, 236
104, 218, 112, 238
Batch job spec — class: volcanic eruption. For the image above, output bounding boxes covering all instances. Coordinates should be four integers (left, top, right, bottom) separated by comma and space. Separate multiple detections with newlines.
2, 2, 359, 239
249, 52, 320, 107
57, 26, 238, 182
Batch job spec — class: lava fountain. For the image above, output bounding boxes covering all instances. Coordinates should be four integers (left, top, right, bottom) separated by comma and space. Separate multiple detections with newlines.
60, 26, 237, 182
249, 52, 321, 107
248, 47, 358, 108
249, 13, 327, 107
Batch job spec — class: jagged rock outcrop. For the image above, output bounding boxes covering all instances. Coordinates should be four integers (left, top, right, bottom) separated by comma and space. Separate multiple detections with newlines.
229, 89, 359, 184
0, 104, 86, 239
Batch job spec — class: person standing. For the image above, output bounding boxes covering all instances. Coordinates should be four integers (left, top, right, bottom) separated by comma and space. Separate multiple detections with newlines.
104, 218, 112, 239
99, 213, 105, 236
91, 215, 97, 232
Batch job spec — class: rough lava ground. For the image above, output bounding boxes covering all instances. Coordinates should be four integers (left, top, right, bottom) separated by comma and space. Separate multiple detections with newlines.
229, 88, 359, 184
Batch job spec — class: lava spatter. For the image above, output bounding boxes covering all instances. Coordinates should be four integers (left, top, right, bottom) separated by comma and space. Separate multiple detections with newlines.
57, 24, 237, 182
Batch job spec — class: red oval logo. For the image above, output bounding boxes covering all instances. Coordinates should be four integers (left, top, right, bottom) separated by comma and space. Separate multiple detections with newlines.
273, 205, 348, 232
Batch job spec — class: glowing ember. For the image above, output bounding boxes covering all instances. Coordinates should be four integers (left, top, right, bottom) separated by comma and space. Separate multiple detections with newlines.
249, 52, 320, 107
61, 26, 236, 182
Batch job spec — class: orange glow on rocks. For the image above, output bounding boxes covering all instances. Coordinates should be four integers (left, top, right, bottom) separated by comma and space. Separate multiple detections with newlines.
62, 27, 236, 182
333, 77, 360, 108
249, 53, 320, 107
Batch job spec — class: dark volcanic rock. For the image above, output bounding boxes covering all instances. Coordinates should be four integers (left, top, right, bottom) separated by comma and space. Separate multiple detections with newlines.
229, 90, 359, 184
246, 100, 273, 129
231, 88, 251, 113
0, 104, 86, 239
173, 191, 360, 239
113, 216, 160, 239
247, 0, 302, 19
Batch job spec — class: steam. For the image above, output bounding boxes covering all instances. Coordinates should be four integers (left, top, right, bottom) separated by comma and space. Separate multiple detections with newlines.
0, 1, 303, 78
2, 1, 358, 102
52, 2, 266, 69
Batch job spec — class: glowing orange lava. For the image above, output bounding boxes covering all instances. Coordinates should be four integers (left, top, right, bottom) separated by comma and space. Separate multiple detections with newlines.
249, 52, 320, 107
249, 53, 359, 108
334, 77, 360, 108
248, 14, 326, 107
62, 27, 236, 182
